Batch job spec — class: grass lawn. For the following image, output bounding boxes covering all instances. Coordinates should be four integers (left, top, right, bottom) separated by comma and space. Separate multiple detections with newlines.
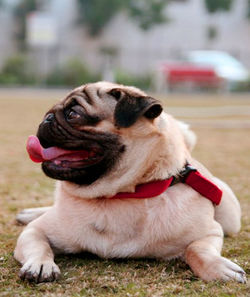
0, 90, 249, 296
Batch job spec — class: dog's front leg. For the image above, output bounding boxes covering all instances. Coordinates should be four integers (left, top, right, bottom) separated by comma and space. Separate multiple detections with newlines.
14, 225, 60, 282
184, 235, 246, 283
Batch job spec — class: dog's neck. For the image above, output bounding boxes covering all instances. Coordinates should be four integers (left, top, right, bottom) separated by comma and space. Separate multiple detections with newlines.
59, 114, 189, 200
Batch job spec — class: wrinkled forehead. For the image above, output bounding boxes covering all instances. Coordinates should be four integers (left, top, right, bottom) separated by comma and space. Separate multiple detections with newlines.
65, 82, 146, 103
77, 81, 146, 95
49, 81, 148, 118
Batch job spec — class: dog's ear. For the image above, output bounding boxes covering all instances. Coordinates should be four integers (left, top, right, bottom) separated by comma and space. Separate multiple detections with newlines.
111, 89, 163, 128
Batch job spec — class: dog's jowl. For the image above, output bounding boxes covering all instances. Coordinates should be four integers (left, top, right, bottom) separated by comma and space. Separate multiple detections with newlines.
15, 82, 246, 283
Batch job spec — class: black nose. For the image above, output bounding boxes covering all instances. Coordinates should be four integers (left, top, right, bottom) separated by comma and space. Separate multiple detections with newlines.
44, 113, 54, 123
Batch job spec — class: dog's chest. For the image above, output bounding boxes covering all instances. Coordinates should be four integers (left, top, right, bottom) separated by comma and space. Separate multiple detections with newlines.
84, 199, 145, 238
55, 193, 200, 259
58, 198, 147, 256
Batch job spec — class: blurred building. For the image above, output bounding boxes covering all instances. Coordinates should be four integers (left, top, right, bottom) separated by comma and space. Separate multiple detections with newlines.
0, 0, 250, 75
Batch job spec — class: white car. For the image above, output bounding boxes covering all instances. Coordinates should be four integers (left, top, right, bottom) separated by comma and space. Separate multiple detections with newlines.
185, 50, 249, 87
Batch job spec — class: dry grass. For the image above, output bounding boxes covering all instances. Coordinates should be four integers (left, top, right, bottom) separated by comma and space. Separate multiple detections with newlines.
0, 90, 249, 297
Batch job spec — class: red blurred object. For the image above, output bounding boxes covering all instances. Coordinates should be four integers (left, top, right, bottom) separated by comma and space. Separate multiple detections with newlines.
162, 63, 223, 88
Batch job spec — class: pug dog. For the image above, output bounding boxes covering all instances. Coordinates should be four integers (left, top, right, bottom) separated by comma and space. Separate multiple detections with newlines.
14, 81, 246, 283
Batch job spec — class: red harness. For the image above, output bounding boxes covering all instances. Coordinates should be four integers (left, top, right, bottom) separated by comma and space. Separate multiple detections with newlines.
110, 164, 222, 205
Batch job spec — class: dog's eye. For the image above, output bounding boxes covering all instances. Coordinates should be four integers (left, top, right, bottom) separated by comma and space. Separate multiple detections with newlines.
65, 105, 87, 123
67, 109, 81, 120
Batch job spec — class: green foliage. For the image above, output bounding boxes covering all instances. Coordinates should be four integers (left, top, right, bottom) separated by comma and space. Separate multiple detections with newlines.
247, 0, 250, 18
115, 70, 152, 91
77, 0, 123, 36
204, 0, 234, 13
14, 0, 37, 48
77, 0, 169, 36
231, 78, 250, 92
0, 54, 36, 85
46, 59, 101, 87
0, 56, 99, 87
128, 0, 167, 30
207, 25, 218, 40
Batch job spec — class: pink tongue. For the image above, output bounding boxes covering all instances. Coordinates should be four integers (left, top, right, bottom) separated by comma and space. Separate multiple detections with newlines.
26, 135, 44, 162
26, 135, 88, 163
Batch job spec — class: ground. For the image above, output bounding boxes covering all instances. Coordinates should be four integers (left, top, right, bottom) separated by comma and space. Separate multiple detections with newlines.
0, 89, 249, 297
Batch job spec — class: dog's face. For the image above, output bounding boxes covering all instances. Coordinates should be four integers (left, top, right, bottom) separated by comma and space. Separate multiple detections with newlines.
36, 82, 163, 185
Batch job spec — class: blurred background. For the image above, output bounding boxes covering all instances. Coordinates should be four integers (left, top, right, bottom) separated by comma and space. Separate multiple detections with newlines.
0, 0, 250, 92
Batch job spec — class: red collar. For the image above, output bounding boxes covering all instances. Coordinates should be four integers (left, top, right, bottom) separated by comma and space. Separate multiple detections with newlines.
110, 164, 222, 205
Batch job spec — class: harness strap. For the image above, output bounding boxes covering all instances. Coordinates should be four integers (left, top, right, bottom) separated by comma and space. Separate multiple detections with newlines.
110, 164, 222, 205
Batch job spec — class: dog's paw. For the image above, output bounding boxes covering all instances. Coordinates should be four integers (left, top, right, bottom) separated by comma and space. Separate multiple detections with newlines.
19, 259, 61, 283
199, 256, 246, 283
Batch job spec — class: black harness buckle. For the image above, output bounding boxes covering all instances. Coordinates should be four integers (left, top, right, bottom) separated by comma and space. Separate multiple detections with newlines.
170, 163, 197, 186
179, 164, 197, 182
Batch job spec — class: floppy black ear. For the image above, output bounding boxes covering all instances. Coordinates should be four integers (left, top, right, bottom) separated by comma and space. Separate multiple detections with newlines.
114, 93, 163, 128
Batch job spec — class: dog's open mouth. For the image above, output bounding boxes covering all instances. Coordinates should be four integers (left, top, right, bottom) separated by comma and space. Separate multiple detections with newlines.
26, 132, 124, 185
27, 135, 104, 170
